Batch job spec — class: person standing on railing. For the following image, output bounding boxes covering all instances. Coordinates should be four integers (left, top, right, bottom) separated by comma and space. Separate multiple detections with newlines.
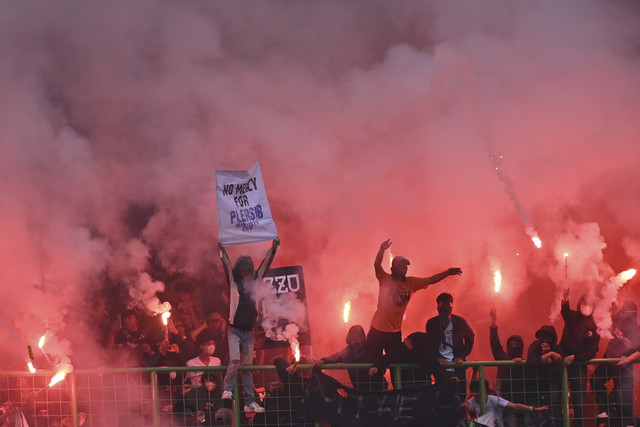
526, 324, 563, 425
489, 307, 527, 426
368, 239, 462, 377
368, 331, 447, 389
219, 238, 279, 414
590, 300, 640, 427
425, 292, 475, 399
559, 289, 600, 427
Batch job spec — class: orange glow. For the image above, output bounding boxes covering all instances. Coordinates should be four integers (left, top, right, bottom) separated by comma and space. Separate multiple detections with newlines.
161, 311, 171, 325
389, 250, 394, 268
38, 335, 46, 349
27, 362, 36, 373
343, 301, 350, 324
493, 270, 502, 293
291, 341, 300, 362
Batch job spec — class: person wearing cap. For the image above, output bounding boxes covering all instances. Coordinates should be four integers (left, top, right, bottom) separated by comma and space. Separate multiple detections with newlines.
590, 301, 640, 427
367, 239, 462, 382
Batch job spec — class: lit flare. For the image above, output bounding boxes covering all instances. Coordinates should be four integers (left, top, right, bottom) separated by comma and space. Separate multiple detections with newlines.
621, 269, 636, 282
38, 335, 46, 349
161, 311, 171, 325
532, 236, 542, 249
291, 341, 300, 362
493, 270, 502, 293
27, 362, 36, 373
343, 302, 350, 324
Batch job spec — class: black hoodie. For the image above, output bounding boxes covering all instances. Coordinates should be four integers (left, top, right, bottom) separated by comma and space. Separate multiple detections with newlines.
490, 324, 526, 403
559, 294, 600, 361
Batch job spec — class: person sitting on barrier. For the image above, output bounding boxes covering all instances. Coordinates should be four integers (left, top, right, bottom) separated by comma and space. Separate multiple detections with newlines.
185, 330, 221, 387
559, 288, 600, 427
368, 331, 446, 388
314, 324, 387, 390
425, 292, 475, 399
489, 307, 527, 426
526, 324, 563, 425
463, 379, 548, 427
590, 300, 640, 427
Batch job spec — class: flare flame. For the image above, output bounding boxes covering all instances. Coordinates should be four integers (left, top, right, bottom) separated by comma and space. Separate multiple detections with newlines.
343, 301, 350, 324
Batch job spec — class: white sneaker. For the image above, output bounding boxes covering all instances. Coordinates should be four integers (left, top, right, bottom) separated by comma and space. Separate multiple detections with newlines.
222, 391, 233, 400
244, 402, 265, 413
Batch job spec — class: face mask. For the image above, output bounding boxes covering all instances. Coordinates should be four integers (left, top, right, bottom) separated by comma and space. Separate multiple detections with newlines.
204, 345, 215, 356
580, 305, 593, 316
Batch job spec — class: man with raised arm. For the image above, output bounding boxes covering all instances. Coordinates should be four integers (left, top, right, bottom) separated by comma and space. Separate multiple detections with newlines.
367, 239, 462, 369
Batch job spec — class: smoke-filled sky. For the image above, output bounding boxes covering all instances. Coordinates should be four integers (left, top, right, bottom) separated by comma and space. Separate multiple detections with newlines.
2, 0, 640, 369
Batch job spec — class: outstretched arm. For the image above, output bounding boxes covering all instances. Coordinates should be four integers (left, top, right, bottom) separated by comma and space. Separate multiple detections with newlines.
374, 239, 392, 279
422, 268, 462, 288
506, 402, 548, 413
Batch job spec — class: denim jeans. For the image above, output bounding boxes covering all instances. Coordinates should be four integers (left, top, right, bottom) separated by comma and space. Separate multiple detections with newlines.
223, 326, 256, 404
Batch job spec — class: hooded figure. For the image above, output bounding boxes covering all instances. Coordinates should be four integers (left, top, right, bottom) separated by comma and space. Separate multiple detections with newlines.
489, 309, 526, 405
591, 301, 640, 425
317, 325, 386, 390
559, 292, 600, 427
526, 325, 563, 421
560, 293, 600, 362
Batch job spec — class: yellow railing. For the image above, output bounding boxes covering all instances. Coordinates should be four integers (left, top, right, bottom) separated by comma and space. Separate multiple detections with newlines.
0, 359, 635, 427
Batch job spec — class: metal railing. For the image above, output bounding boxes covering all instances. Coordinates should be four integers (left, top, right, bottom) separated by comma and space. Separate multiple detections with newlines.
0, 359, 636, 427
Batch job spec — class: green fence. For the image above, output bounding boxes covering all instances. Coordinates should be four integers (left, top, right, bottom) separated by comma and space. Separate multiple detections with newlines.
0, 359, 635, 427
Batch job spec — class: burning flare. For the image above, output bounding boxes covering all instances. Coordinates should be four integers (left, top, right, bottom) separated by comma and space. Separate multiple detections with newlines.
161, 311, 171, 325
291, 340, 300, 362
49, 363, 73, 387
343, 301, 350, 324
493, 270, 502, 293
27, 362, 36, 374
38, 335, 46, 349
531, 235, 542, 249
49, 372, 66, 387
620, 269, 637, 282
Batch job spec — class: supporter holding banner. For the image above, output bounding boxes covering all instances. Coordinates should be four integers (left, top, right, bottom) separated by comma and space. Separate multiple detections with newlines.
216, 162, 278, 247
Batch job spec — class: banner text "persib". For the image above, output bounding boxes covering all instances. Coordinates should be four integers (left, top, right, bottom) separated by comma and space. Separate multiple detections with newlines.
230, 205, 264, 223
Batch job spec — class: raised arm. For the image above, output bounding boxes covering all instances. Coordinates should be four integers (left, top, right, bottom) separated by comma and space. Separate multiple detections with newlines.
561, 288, 570, 319
219, 242, 234, 285
256, 238, 280, 280
374, 239, 392, 279
489, 308, 508, 360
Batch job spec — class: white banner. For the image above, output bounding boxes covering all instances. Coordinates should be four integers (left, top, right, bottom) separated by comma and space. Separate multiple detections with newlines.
215, 162, 278, 247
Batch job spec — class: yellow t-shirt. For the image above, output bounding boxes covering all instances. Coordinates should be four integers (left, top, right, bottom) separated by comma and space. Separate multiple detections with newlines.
370, 272, 430, 333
